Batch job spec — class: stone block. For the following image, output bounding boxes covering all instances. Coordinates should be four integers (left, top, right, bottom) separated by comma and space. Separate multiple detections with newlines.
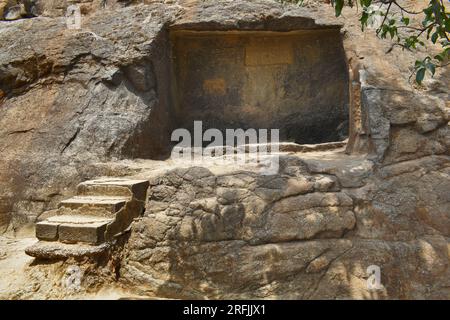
36, 221, 59, 241
59, 196, 127, 214
77, 179, 149, 201
58, 221, 109, 245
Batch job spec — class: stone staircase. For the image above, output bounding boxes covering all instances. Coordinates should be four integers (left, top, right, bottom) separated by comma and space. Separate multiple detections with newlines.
26, 179, 149, 259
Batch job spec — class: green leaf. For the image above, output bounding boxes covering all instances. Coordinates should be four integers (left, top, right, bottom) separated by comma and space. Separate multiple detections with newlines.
416, 68, 426, 84
334, 0, 344, 17
401, 17, 410, 26
360, 12, 369, 30
389, 26, 397, 39
431, 32, 439, 43
434, 53, 444, 62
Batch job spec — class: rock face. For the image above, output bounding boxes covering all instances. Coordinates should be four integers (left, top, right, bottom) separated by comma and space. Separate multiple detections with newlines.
119, 154, 449, 299
0, 1, 178, 232
1, 1, 37, 21
0, 0, 449, 299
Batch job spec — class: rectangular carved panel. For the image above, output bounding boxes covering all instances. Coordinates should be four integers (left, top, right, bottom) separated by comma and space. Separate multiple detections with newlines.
245, 41, 294, 66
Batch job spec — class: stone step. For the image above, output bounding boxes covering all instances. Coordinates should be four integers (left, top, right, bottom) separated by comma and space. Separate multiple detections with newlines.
58, 196, 129, 213
36, 215, 113, 245
26, 178, 150, 259
77, 179, 149, 201
25, 241, 110, 260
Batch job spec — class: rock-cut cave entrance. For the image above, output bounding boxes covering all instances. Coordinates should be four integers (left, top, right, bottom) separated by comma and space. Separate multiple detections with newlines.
169, 29, 350, 146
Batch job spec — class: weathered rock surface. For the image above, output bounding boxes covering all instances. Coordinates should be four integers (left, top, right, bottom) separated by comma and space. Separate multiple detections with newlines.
1, 0, 37, 21
118, 154, 449, 299
0, 0, 448, 299
141, 157, 357, 245
121, 237, 449, 299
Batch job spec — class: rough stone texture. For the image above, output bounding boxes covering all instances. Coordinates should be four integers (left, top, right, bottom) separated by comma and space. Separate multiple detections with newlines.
117, 153, 449, 299
0, 0, 449, 299
1, 0, 37, 21
141, 158, 357, 245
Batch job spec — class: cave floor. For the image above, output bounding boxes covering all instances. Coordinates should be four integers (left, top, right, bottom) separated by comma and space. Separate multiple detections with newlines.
93, 144, 372, 183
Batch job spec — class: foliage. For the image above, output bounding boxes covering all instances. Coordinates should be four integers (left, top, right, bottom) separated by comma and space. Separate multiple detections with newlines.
285, 0, 450, 84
